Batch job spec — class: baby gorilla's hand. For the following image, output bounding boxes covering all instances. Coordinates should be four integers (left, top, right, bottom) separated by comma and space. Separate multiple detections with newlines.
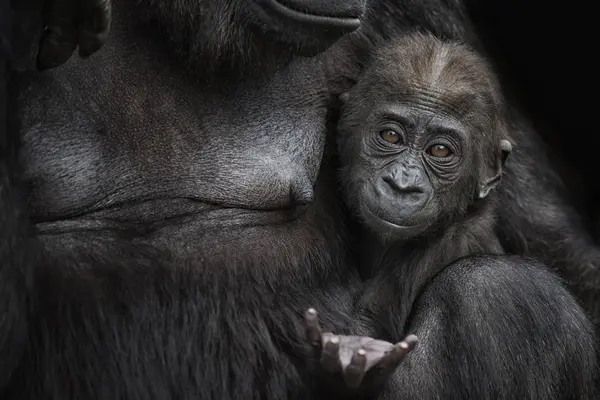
305, 308, 418, 393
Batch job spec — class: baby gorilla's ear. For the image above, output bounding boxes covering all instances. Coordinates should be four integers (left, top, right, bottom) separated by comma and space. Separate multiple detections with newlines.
478, 138, 514, 200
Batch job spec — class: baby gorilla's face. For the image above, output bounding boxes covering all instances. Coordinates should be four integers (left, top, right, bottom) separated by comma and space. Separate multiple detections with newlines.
336, 33, 510, 242
338, 101, 478, 240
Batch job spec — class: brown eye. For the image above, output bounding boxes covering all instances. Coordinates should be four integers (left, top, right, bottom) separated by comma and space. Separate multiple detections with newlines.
428, 144, 452, 158
379, 130, 401, 145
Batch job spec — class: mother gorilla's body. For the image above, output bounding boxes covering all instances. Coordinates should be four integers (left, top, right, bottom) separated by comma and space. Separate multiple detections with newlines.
0, 0, 598, 399
5, 1, 364, 398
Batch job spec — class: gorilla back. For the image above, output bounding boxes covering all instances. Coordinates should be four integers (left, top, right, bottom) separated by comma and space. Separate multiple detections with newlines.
5, 1, 366, 399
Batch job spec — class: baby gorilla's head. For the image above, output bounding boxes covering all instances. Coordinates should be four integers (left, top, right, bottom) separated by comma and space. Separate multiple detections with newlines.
337, 32, 512, 240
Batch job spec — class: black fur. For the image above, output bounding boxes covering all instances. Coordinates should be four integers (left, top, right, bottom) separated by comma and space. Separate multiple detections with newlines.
0, 0, 598, 399
0, 0, 33, 390
311, 34, 597, 399
374, 255, 596, 399
4, 1, 363, 398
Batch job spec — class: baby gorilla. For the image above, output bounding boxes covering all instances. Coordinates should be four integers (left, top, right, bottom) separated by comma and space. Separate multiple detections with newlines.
304, 34, 595, 398
312, 31, 511, 388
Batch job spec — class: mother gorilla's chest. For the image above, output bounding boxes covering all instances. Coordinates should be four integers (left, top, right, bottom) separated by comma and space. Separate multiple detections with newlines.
18, 35, 335, 222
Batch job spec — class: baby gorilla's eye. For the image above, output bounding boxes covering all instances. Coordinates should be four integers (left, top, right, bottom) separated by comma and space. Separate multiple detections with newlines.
428, 144, 452, 158
379, 129, 402, 145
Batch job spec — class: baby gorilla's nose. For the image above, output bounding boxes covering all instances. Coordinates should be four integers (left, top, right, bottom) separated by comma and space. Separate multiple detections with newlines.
376, 173, 430, 214
381, 175, 424, 195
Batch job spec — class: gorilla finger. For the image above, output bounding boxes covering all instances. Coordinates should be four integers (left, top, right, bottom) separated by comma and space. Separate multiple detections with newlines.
377, 335, 418, 371
9, 0, 45, 71
37, 0, 79, 70
321, 336, 341, 372
78, 0, 111, 58
304, 308, 323, 349
402, 334, 419, 350
343, 348, 367, 388
38, 25, 79, 69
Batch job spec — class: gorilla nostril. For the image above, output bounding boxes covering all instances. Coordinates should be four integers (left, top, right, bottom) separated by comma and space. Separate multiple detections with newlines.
382, 176, 396, 189
382, 176, 423, 194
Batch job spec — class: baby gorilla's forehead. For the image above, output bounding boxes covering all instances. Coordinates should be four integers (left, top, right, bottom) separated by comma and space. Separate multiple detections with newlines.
364, 34, 499, 117
354, 78, 491, 128
398, 84, 484, 120
360, 74, 495, 120
371, 34, 493, 86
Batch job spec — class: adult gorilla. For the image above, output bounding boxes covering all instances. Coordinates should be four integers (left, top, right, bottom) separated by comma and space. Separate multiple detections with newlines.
4, 1, 365, 399
0, 1, 598, 400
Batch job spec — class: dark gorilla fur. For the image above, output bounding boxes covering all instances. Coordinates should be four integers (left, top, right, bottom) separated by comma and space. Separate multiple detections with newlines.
3, 0, 364, 399
0, 1, 33, 390
0, 0, 599, 399
307, 33, 597, 399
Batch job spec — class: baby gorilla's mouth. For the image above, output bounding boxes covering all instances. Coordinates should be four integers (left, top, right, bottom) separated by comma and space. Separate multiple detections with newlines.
363, 204, 419, 229
265, 0, 363, 30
